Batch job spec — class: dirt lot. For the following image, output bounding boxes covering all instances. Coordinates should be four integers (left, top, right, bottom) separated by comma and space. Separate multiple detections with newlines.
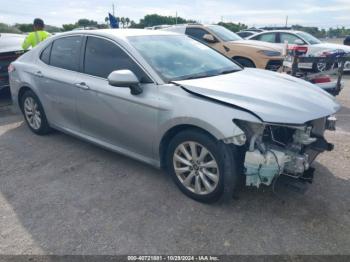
0, 76, 349, 255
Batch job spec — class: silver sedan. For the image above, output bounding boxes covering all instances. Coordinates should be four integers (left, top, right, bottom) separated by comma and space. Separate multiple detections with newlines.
9, 29, 340, 203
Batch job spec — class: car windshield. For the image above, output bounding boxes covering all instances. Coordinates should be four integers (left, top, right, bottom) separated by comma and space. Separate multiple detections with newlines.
128, 35, 241, 82
207, 25, 242, 42
296, 32, 321, 45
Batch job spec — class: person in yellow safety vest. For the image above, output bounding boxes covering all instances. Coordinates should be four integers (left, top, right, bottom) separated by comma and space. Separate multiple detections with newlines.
22, 18, 51, 50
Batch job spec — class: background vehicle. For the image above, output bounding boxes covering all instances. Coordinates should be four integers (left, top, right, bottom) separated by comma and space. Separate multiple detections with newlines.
237, 30, 257, 39
162, 24, 284, 71
0, 33, 25, 91
344, 36, 350, 46
9, 29, 340, 203
247, 30, 350, 71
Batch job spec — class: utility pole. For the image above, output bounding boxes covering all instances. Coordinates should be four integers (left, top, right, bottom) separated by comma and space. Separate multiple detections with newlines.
112, 3, 115, 16
285, 15, 288, 28
176, 11, 178, 25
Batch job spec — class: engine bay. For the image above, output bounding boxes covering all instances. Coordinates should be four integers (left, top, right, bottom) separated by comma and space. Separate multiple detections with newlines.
236, 117, 336, 188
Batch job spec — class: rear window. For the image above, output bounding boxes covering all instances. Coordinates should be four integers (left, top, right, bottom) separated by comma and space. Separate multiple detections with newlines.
50, 36, 82, 71
40, 43, 52, 64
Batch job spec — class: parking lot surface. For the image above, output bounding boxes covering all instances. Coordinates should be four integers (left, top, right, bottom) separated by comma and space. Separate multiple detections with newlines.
0, 77, 350, 255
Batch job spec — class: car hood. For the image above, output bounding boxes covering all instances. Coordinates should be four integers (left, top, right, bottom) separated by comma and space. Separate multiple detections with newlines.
174, 68, 340, 124
312, 43, 350, 53
229, 39, 282, 51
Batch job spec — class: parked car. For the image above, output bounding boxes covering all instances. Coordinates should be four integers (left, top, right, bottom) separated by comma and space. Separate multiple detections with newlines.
0, 33, 25, 91
237, 30, 257, 39
162, 24, 284, 71
9, 29, 340, 203
247, 30, 350, 71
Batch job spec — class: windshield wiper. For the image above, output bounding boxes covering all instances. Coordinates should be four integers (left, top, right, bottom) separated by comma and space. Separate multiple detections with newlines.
176, 73, 211, 81
218, 69, 240, 75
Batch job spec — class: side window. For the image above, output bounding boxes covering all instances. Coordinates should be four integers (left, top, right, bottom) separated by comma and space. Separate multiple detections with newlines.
83, 36, 151, 82
50, 36, 82, 71
40, 43, 52, 64
280, 33, 304, 44
185, 28, 210, 41
255, 33, 276, 43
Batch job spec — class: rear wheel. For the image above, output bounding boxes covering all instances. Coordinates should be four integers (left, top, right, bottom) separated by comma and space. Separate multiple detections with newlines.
313, 62, 332, 72
21, 90, 51, 135
166, 129, 240, 203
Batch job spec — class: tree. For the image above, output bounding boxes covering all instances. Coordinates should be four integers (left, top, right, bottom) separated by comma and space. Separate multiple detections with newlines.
125, 17, 130, 28
62, 23, 77, 31
131, 14, 196, 28
217, 22, 248, 32
0, 23, 21, 33
15, 23, 33, 32
77, 19, 98, 28
120, 17, 125, 28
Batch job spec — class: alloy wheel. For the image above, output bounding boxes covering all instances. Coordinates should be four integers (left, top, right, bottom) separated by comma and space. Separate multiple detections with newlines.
173, 141, 220, 195
24, 97, 42, 130
316, 62, 327, 72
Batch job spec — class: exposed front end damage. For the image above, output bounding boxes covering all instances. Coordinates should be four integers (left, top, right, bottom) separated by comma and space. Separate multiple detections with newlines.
233, 117, 336, 189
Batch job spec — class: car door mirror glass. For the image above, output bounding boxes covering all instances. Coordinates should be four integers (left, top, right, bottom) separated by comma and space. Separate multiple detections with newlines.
107, 70, 143, 95
203, 34, 217, 43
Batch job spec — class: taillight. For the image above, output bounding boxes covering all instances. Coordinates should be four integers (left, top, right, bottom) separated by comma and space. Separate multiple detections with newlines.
288, 45, 308, 56
311, 76, 332, 84
8, 64, 15, 73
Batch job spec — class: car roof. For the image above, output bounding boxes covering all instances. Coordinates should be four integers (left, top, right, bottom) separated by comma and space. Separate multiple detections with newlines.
254, 30, 304, 34
56, 29, 179, 39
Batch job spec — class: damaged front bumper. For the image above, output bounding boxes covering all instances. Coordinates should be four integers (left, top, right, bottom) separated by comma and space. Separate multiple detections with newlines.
236, 116, 336, 189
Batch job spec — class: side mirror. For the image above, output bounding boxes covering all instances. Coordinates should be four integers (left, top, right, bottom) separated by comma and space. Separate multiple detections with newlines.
203, 34, 217, 43
108, 70, 143, 95
294, 39, 304, 45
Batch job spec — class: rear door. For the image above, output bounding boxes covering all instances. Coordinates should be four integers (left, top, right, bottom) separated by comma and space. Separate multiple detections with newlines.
251, 32, 278, 43
36, 35, 83, 132
279, 32, 306, 45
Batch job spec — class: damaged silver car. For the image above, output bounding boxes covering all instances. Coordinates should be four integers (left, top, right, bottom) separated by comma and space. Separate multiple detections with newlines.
9, 29, 340, 203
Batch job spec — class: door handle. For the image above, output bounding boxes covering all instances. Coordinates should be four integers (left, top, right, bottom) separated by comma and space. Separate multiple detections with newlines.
35, 71, 44, 78
75, 82, 90, 90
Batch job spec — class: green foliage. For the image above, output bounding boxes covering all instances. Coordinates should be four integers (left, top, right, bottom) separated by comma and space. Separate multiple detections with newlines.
0, 23, 21, 33
217, 22, 248, 32
130, 14, 196, 28
291, 25, 350, 38
62, 23, 77, 31
77, 19, 98, 27
15, 23, 33, 32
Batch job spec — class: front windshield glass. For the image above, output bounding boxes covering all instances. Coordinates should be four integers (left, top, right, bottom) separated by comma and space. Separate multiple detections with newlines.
296, 32, 321, 45
207, 25, 242, 42
128, 35, 241, 82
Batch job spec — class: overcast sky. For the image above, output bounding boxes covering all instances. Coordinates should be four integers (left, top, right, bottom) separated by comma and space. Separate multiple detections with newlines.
0, 0, 349, 28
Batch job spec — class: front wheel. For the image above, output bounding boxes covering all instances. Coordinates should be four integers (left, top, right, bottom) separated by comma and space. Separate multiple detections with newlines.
166, 130, 240, 203
21, 90, 51, 135
233, 58, 256, 68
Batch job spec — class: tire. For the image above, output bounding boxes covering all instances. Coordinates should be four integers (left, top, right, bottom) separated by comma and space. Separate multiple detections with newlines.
165, 129, 240, 203
21, 90, 51, 135
233, 58, 256, 68
312, 62, 332, 72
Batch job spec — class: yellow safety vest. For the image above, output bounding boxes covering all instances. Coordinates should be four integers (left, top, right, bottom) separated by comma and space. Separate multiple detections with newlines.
22, 31, 51, 50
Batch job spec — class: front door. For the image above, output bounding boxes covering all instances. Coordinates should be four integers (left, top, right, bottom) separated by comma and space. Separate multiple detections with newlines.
75, 36, 159, 159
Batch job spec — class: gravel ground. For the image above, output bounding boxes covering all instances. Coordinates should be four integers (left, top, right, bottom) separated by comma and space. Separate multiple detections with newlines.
0, 77, 349, 255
